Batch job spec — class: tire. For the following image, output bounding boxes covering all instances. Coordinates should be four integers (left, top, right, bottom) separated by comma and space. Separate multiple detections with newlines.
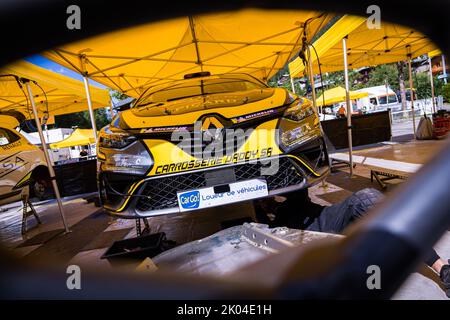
30, 166, 52, 200
32, 179, 47, 200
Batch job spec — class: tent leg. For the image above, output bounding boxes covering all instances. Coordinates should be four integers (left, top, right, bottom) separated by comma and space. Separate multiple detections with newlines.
408, 58, 417, 139
342, 37, 353, 177
109, 97, 115, 119
83, 76, 98, 144
428, 55, 436, 114
307, 45, 318, 114
290, 77, 296, 94
442, 55, 448, 85
25, 81, 70, 233
385, 79, 389, 107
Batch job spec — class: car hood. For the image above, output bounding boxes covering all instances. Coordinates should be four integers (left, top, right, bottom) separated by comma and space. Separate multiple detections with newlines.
117, 87, 291, 130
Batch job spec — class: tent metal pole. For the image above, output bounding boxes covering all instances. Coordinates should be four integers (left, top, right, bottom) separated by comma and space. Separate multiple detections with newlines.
342, 37, 353, 177
307, 45, 318, 113
442, 54, 448, 85
428, 55, 436, 113
109, 97, 115, 119
408, 58, 417, 139
290, 77, 296, 94
385, 79, 389, 107
82, 76, 98, 144
44, 124, 52, 163
25, 81, 70, 233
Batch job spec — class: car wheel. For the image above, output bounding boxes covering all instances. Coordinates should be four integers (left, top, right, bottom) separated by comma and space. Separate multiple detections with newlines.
32, 180, 47, 200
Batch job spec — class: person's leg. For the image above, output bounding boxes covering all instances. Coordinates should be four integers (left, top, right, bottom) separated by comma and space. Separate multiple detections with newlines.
313, 188, 450, 298
425, 250, 450, 298
305, 188, 384, 233
254, 187, 383, 232
425, 250, 441, 269
254, 187, 450, 297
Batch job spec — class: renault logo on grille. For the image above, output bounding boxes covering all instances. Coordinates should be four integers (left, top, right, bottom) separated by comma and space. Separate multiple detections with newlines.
201, 116, 224, 131
201, 116, 224, 140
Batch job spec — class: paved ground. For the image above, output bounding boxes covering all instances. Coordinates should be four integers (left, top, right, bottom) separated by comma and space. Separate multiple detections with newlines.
392, 118, 417, 138
384, 103, 450, 138
354, 139, 447, 164
0, 138, 448, 299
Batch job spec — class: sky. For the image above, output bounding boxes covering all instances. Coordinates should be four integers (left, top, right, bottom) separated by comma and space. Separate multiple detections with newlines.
25, 54, 107, 89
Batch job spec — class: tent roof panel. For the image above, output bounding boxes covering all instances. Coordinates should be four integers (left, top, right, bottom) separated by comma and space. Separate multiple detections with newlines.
50, 128, 96, 149
43, 9, 333, 98
0, 60, 110, 119
316, 86, 368, 106
289, 15, 439, 77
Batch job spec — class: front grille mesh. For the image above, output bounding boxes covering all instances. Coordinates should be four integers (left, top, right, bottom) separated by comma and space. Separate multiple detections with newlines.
135, 157, 304, 212
184, 130, 249, 158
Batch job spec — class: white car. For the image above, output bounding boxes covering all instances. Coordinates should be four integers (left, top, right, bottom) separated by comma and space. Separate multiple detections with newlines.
0, 116, 49, 205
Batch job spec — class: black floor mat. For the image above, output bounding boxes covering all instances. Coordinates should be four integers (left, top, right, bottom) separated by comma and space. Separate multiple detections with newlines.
24, 209, 111, 263
326, 172, 382, 193
16, 229, 64, 248
81, 228, 133, 251
317, 190, 353, 204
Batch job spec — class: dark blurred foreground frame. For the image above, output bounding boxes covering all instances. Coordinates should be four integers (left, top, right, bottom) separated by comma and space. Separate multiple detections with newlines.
0, 0, 448, 68
0, 0, 449, 299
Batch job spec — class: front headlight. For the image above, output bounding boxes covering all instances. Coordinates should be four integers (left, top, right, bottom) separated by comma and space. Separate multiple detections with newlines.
283, 104, 315, 122
279, 99, 320, 151
101, 140, 153, 175
281, 124, 314, 146
99, 126, 137, 149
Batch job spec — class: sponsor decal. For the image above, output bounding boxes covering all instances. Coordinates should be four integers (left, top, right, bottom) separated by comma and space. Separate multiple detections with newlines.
0, 140, 21, 151
201, 117, 224, 130
178, 179, 268, 212
155, 148, 273, 174
12, 171, 32, 190
234, 109, 277, 123
0, 155, 29, 179
141, 126, 190, 133
178, 191, 201, 210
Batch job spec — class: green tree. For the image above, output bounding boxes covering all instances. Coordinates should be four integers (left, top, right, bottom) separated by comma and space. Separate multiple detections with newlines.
323, 71, 344, 88
54, 108, 110, 130
93, 108, 110, 129
54, 112, 90, 129
434, 77, 446, 97
111, 90, 129, 101
366, 64, 399, 91
412, 72, 431, 100
315, 70, 361, 90
442, 83, 450, 102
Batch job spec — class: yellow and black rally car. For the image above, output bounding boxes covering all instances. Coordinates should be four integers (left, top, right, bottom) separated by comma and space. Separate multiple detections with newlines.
0, 115, 50, 205
97, 72, 330, 218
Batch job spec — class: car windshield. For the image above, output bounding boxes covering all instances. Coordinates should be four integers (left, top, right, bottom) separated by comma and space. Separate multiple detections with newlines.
379, 95, 397, 105
134, 74, 267, 107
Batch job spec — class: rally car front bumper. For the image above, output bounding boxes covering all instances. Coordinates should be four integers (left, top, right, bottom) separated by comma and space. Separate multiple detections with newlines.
98, 137, 329, 218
